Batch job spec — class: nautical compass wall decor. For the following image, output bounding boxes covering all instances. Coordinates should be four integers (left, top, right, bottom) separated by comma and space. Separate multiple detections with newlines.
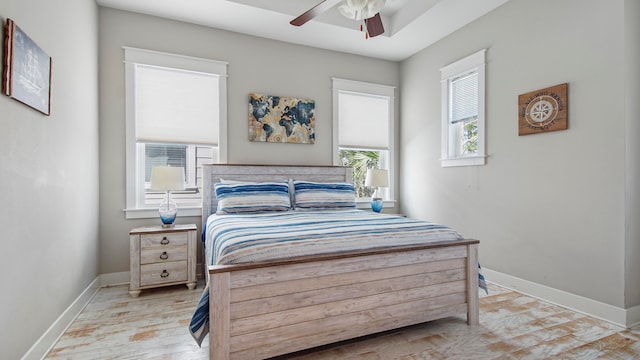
518, 83, 567, 135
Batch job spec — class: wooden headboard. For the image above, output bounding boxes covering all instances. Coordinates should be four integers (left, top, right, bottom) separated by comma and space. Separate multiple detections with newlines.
201, 164, 353, 225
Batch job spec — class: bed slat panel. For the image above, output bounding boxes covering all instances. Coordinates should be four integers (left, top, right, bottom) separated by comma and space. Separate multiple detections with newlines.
231, 279, 466, 335
225, 246, 471, 358
230, 249, 466, 303
230, 245, 468, 288
231, 260, 465, 318
231, 295, 468, 359
210, 164, 349, 177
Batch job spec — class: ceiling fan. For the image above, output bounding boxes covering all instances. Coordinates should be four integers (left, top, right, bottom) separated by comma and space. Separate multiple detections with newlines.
290, 0, 386, 39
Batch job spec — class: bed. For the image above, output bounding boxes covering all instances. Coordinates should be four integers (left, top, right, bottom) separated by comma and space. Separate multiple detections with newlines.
192, 164, 480, 359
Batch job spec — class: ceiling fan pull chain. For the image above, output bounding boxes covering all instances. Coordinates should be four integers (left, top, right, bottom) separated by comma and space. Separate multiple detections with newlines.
361, 19, 369, 39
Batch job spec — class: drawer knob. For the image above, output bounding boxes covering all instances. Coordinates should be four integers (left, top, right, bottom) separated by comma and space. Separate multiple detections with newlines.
161, 270, 170, 278
161, 237, 170, 245
159, 251, 169, 260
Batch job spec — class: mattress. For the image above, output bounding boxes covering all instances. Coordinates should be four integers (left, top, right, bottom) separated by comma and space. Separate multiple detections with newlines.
204, 209, 465, 266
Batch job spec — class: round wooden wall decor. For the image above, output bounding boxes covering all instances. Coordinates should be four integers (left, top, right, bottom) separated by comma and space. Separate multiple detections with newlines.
518, 83, 567, 136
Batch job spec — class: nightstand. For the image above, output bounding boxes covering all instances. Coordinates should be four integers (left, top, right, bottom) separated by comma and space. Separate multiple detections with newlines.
129, 224, 197, 297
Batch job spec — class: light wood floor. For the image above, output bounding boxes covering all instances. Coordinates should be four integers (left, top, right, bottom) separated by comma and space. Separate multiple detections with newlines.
46, 282, 640, 359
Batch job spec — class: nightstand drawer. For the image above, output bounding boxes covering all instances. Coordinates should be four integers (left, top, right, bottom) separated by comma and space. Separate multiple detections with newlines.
140, 246, 188, 265
140, 261, 188, 286
140, 232, 188, 248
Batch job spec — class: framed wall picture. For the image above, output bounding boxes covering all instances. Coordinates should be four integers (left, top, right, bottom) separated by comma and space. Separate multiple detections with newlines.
248, 93, 315, 144
518, 83, 567, 136
3, 18, 52, 115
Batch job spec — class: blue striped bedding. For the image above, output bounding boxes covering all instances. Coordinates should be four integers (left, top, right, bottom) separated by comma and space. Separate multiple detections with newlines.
190, 210, 476, 346
214, 181, 291, 214
292, 181, 357, 210
205, 209, 463, 265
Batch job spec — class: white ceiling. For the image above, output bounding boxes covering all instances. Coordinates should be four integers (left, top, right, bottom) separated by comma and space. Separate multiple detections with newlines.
96, 0, 509, 61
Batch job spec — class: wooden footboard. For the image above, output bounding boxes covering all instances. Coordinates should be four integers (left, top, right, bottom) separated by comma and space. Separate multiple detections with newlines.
209, 240, 479, 360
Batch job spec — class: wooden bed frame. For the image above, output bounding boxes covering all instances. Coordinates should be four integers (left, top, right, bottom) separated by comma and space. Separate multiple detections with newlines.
202, 164, 479, 359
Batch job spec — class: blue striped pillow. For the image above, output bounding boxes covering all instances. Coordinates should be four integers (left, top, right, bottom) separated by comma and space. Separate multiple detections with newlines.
293, 181, 356, 210
215, 182, 291, 214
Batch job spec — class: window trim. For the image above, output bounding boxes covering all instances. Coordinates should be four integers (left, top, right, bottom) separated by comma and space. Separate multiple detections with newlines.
332, 78, 396, 205
440, 49, 486, 167
123, 47, 228, 219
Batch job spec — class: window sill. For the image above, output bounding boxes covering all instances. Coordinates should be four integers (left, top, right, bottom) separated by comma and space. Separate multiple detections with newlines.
355, 199, 397, 210
124, 206, 202, 220
125, 202, 395, 219
440, 155, 486, 168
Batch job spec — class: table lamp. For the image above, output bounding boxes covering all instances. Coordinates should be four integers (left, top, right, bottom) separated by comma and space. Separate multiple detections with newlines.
150, 166, 185, 227
364, 168, 388, 213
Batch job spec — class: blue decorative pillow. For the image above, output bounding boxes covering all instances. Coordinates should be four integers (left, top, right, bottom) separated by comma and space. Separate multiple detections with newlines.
293, 181, 356, 210
215, 182, 291, 214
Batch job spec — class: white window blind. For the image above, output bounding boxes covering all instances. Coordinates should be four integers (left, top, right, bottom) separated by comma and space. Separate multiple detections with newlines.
135, 65, 219, 145
338, 92, 389, 150
450, 72, 478, 124
439, 49, 486, 167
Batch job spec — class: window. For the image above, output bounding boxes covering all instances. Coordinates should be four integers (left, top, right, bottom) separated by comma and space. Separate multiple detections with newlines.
440, 49, 486, 167
124, 47, 228, 218
332, 78, 395, 205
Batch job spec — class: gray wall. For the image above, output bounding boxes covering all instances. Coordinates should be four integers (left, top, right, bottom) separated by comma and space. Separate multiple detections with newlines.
400, 0, 634, 309
0, 0, 99, 358
624, 0, 640, 311
98, 8, 400, 274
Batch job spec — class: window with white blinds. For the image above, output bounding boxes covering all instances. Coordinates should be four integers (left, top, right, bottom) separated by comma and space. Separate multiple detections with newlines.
332, 78, 395, 204
124, 47, 228, 218
440, 49, 486, 167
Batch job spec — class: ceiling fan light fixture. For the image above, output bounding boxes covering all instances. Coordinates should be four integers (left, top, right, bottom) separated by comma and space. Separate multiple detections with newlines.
364, 0, 386, 16
347, 0, 368, 9
338, 0, 386, 21
291, 0, 386, 38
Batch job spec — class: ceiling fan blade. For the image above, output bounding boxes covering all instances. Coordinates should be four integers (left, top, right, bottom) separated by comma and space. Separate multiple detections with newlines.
364, 13, 385, 37
290, 0, 343, 26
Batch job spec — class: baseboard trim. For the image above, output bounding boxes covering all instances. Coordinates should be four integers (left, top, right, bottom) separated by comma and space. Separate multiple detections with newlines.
100, 271, 130, 287
627, 303, 640, 328
483, 268, 631, 328
196, 261, 204, 279
21, 277, 101, 360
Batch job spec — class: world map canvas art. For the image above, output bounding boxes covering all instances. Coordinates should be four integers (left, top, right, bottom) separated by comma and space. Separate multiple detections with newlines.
249, 93, 315, 144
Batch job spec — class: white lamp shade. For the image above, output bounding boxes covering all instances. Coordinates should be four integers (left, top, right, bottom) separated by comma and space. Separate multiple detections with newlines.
150, 166, 186, 191
365, 168, 389, 188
